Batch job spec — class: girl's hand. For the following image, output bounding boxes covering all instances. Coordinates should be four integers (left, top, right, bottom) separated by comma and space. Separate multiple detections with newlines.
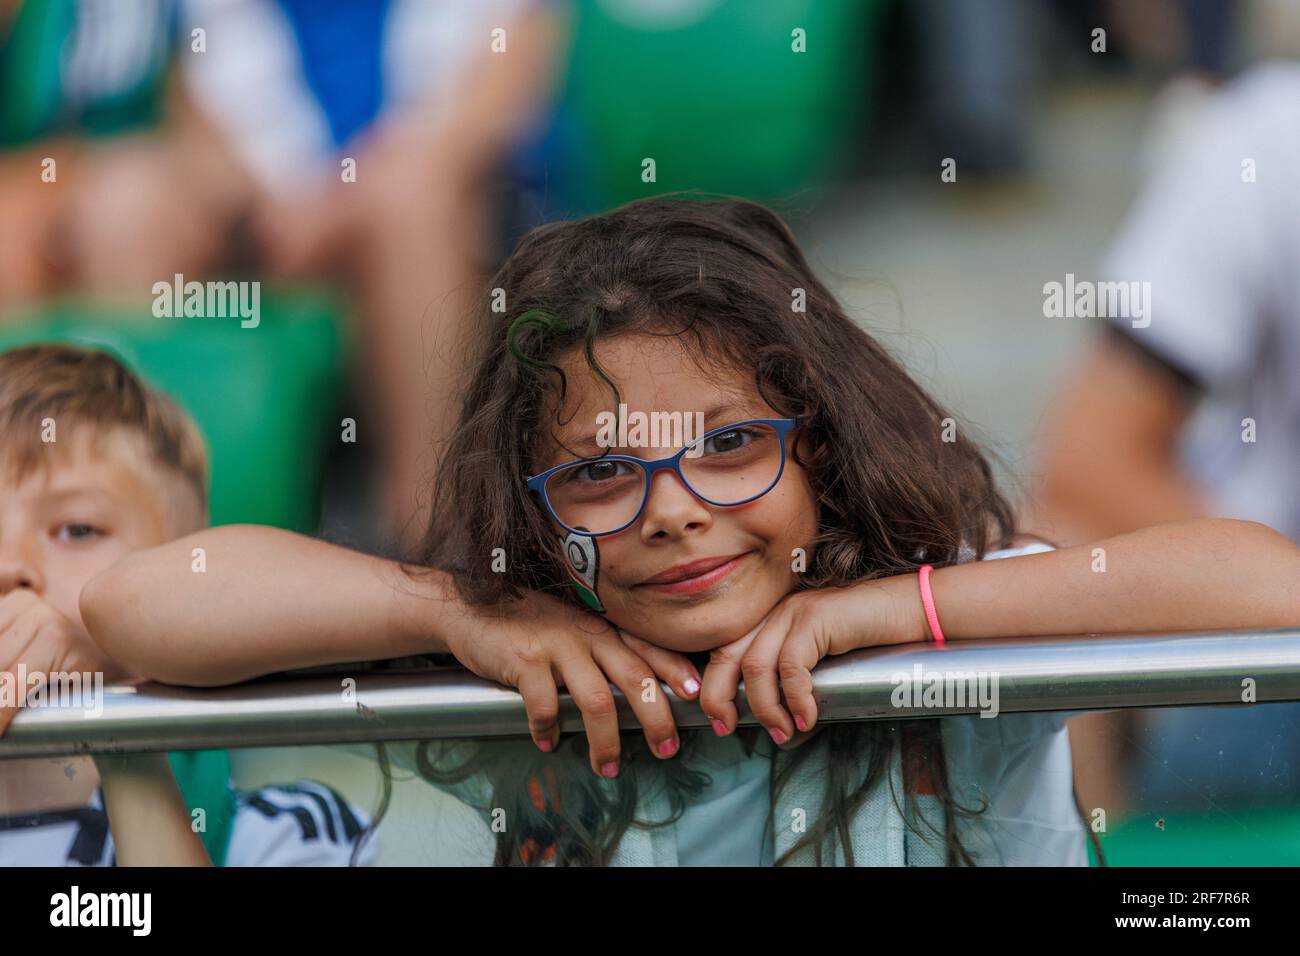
700, 577, 925, 743
446, 590, 702, 777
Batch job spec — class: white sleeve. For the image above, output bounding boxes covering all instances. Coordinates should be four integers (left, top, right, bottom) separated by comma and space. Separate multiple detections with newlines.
1099, 65, 1300, 391
180, 0, 335, 193
224, 781, 379, 867
980, 540, 1056, 561
384, 0, 539, 112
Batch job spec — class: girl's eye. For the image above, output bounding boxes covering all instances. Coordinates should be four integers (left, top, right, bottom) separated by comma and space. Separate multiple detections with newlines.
55, 523, 105, 543
701, 427, 756, 455
576, 459, 633, 483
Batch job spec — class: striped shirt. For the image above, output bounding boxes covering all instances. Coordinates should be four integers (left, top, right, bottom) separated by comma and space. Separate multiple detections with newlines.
0, 781, 377, 867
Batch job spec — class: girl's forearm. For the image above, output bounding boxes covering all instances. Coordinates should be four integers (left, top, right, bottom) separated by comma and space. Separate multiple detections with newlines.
95, 754, 213, 866
928, 519, 1300, 640
80, 525, 463, 686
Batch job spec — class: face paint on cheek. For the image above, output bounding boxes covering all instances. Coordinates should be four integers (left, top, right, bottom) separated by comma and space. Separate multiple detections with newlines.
562, 528, 605, 613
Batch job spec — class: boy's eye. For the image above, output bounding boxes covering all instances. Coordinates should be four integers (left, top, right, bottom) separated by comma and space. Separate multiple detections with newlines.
55, 523, 105, 543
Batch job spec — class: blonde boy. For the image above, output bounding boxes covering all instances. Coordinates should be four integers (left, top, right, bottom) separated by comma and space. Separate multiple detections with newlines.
0, 344, 374, 866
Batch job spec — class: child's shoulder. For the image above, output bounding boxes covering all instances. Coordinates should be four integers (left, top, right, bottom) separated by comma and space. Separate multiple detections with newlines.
954, 535, 1055, 563
981, 534, 1057, 560
225, 779, 377, 867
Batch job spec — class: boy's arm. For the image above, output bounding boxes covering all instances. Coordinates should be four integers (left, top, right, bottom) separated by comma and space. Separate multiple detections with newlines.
94, 754, 213, 867
80, 525, 463, 686
909, 518, 1300, 641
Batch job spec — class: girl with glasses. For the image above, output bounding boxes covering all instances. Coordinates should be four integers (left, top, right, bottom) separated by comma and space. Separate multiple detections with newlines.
84, 197, 1300, 866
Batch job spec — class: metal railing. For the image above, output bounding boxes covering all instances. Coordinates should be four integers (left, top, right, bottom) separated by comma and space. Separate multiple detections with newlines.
2, 628, 1298, 759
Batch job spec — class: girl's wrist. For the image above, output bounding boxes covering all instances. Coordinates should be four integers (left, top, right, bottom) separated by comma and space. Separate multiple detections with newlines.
855, 574, 931, 646
385, 564, 465, 657
897, 571, 934, 645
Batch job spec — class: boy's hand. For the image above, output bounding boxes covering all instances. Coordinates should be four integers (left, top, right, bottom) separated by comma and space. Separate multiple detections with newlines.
0, 590, 131, 736
447, 590, 701, 777
699, 577, 925, 743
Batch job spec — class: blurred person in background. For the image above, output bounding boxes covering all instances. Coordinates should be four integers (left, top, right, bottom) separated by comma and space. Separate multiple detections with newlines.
0, 0, 567, 543
0, 0, 244, 308
911, 0, 1037, 174
175, 0, 566, 542
1029, 61, 1300, 815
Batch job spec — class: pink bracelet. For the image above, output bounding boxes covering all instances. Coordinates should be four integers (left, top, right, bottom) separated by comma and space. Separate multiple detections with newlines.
917, 564, 946, 646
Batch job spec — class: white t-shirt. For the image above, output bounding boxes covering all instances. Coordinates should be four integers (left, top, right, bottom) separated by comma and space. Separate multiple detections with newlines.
0, 781, 377, 867
1100, 61, 1300, 543
179, 0, 537, 193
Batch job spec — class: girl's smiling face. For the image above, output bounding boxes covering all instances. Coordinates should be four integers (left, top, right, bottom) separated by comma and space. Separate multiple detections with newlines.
533, 333, 819, 652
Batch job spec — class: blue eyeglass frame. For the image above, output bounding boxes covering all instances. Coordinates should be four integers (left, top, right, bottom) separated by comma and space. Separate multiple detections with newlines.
525, 417, 800, 538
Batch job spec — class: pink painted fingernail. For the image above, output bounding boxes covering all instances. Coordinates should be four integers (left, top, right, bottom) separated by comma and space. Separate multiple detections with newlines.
683, 678, 701, 696
711, 719, 728, 737
657, 738, 678, 757
769, 727, 789, 745
538, 739, 553, 753
600, 761, 620, 778
795, 716, 808, 732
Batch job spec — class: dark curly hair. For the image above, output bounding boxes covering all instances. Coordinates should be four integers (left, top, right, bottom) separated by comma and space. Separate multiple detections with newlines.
410, 194, 1070, 866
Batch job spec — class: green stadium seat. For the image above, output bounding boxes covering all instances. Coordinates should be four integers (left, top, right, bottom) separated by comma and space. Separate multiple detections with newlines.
552, 0, 885, 211
0, 289, 348, 532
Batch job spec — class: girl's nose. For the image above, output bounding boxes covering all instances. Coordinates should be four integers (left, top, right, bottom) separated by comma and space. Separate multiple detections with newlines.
638, 469, 712, 541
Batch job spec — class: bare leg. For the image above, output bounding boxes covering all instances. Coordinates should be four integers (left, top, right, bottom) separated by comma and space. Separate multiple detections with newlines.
352, 167, 490, 542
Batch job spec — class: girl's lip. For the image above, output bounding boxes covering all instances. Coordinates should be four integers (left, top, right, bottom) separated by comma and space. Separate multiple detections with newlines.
638, 552, 752, 596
